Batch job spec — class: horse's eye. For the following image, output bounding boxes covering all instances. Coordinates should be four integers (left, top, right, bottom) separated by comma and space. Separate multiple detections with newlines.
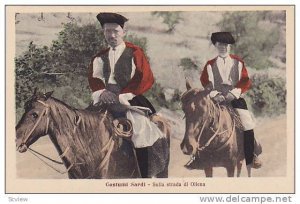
31, 112, 38, 119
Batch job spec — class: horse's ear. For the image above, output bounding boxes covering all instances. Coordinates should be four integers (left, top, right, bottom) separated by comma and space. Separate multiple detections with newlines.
43, 91, 54, 100
186, 78, 192, 90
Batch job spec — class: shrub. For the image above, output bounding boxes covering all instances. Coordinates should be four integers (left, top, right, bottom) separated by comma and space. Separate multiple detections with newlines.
144, 84, 182, 111
179, 57, 199, 70
144, 82, 168, 110
125, 33, 148, 57
151, 11, 183, 33
217, 11, 281, 70
245, 74, 286, 116
15, 22, 150, 120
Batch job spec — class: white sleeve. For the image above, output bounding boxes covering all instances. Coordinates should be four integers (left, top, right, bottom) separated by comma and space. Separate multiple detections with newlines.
207, 64, 214, 88
209, 90, 220, 98
92, 90, 105, 105
92, 57, 104, 80
230, 88, 242, 99
119, 93, 136, 105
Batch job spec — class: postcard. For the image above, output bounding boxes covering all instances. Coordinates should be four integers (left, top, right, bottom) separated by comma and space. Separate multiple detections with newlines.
5, 5, 295, 193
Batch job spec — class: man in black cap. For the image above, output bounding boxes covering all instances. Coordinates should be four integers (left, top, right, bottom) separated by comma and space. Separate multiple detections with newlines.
88, 12, 164, 178
200, 32, 262, 171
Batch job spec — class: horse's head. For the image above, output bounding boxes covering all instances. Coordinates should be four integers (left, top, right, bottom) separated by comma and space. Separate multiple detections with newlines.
16, 89, 54, 153
180, 80, 211, 155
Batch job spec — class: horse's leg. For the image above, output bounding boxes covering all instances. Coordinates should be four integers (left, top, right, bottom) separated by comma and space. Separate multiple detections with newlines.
236, 160, 243, 177
246, 164, 252, 177
204, 167, 213, 177
156, 166, 168, 178
226, 164, 235, 177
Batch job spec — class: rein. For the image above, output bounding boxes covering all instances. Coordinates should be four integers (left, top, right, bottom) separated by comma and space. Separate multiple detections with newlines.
21, 100, 118, 176
195, 103, 235, 154
21, 100, 72, 174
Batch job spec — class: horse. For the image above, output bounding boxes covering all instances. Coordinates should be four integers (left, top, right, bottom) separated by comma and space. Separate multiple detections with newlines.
15, 91, 170, 179
180, 82, 251, 177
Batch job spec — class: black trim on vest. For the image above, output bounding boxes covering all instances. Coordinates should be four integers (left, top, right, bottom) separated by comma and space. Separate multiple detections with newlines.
114, 47, 134, 88
101, 47, 133, 88
211, 58, 239, 95
100, 52, 110, 85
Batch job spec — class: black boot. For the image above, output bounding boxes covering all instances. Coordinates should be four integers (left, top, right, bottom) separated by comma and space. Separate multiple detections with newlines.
244, 130, 262, 168
135, 147, 149, 178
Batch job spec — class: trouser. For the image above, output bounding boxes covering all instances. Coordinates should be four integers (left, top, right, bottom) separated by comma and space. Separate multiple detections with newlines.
110, 95, 155, 178
135, 147, 149, 178
231, 98, 255, 165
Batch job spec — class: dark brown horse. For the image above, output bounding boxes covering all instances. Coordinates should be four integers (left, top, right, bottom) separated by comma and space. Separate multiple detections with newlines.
180, 82, 251, 177
16, 91, 170, 179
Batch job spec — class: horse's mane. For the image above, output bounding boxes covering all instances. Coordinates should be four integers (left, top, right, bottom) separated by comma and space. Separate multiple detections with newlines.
44, 97, 113, 176
180, 88, 202, 103
181, 88, 242, 129
47, 97, 111, 133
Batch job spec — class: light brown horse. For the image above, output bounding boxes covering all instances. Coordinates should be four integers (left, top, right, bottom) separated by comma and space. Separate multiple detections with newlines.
16, 91, 170, 179
180, 82, 249, 177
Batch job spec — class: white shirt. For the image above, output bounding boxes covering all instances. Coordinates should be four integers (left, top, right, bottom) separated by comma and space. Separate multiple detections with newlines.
92, 42, 136, 105
206, 56, 243, 99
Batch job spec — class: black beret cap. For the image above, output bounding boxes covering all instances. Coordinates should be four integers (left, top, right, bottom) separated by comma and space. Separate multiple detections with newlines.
211, 32, 235, 45
96, 12, 128, 28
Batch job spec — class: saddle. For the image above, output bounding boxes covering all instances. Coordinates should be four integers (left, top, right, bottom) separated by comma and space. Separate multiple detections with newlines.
86, 102, 163, 142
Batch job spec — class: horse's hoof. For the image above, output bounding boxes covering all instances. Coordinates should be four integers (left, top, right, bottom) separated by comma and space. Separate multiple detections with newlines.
184, 162, 202, 170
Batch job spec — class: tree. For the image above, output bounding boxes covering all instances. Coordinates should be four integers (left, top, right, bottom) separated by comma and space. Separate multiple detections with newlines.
15, 22, 150, 120
217, 11, 281, 70
151, 11, 183, 33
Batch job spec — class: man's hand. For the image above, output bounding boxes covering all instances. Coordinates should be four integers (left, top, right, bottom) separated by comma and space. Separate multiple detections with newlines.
225, 92, 236, 102
106, 84, 121, 95
99, 90, 119, 104
212, 94, 225, 104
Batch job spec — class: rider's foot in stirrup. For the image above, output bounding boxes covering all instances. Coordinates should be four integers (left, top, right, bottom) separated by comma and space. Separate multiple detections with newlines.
252, 154, 262, 169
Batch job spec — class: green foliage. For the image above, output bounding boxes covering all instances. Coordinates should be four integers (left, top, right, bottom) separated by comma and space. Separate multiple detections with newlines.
144, 83, 181, 111
151, 11, 183, 33
144, 83, 168, 110
245, 74, 286, 116
217, 11, 280, 70
15, 22, 149, 120
179, 57, 199, 70
125, 33, 148, 57
169, 88, 182, 111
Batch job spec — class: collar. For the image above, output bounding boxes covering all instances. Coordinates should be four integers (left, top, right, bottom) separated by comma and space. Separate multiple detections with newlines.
109, 41, 126, 52
217, 55, 232, 63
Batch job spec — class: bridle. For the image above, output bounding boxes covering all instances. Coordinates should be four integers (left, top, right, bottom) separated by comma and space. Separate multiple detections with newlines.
18, 100, 118, 177
19, 100, 50, 148
185, 103, 236, 166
